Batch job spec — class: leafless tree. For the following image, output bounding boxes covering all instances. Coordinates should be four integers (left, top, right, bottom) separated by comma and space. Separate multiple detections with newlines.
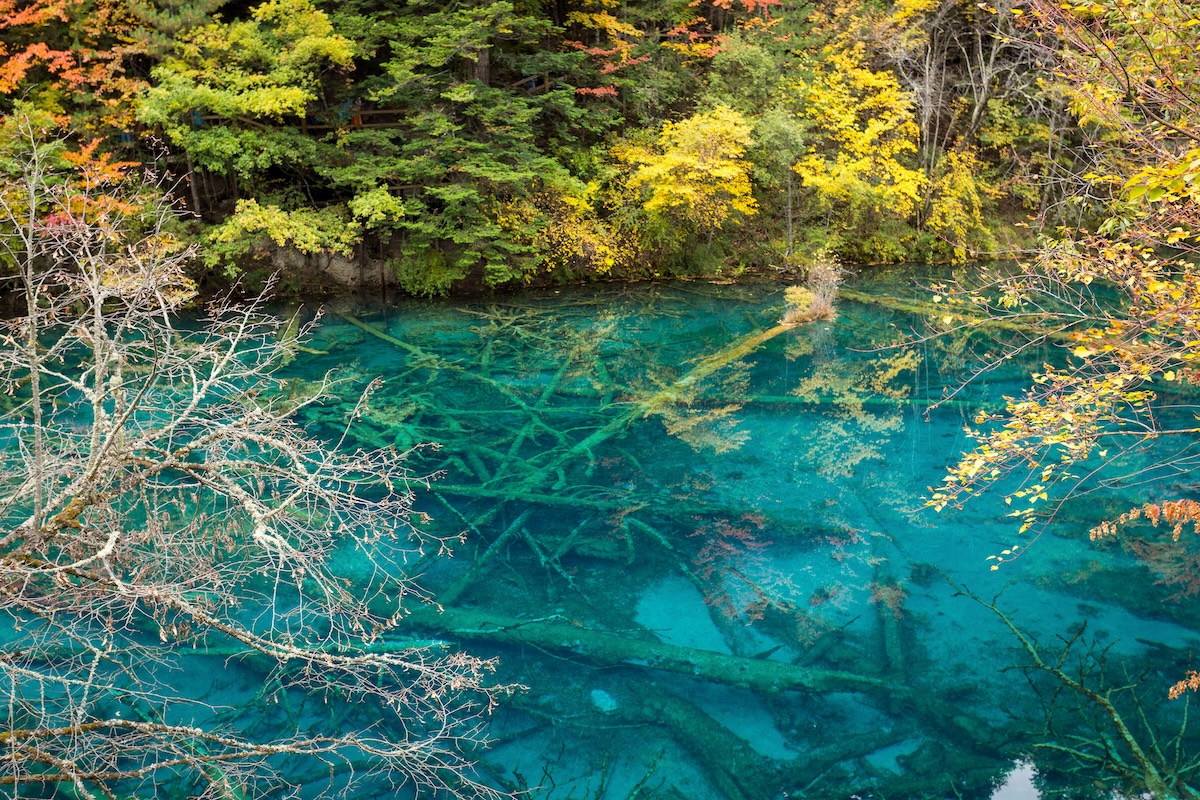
958, 585, 1200, 799
870, 0, 1090, 224
0, 110, 505, 798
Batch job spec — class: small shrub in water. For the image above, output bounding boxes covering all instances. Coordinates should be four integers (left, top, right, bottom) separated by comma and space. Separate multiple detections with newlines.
781, 251, 842, 325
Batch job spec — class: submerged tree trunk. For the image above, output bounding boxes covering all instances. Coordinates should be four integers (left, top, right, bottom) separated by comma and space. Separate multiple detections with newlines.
402, 605, 894, 695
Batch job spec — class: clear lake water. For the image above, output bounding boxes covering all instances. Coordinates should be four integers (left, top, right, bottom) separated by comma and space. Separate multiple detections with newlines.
148, 272, 1200, 798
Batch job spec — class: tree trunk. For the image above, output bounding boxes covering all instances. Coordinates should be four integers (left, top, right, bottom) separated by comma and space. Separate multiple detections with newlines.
402, 605, 893, 696
185, 151, 203, 217
474, 46, 491, 85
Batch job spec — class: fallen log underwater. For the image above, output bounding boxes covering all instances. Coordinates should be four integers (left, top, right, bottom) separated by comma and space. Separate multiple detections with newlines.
400, 605, 894, 696
610, 683, 915, 800
322, 304, 1032, 794
838, 287, 1078, 342
396, 601, 1020, 798
335, 311, 799, 600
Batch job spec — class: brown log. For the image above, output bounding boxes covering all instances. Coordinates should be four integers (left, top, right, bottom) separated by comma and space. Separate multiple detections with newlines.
615, 684, 918, 800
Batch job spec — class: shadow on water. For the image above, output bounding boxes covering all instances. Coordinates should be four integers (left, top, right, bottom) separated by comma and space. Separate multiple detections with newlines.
267, 275, 1200, 799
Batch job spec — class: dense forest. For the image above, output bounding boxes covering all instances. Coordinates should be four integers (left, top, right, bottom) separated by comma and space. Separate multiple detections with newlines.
0, 0, 1120, 295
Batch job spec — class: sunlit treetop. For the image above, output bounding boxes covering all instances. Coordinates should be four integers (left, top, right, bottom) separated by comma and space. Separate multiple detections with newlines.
617, 105, 758, 232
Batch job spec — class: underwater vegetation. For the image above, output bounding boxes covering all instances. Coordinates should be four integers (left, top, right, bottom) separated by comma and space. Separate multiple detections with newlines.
7, 261, 1200, 799
267, 275, 1200, 800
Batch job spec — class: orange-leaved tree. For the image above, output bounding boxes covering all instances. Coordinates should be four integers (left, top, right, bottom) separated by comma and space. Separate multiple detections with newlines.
0, 0, 154, 134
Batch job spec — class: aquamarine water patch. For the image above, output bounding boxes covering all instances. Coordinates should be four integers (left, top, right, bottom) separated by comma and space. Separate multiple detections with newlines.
263, 276, 1200, 799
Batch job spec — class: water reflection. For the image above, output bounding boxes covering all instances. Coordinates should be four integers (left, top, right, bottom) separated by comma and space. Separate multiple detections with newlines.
992, 761, 1039, 800
279, 278, 1200, 798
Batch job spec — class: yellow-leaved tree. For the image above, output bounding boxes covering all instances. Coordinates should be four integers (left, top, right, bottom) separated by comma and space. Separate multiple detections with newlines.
617, 105, 758, 237
792, 39, 924, 259
926, 0, 1200, 714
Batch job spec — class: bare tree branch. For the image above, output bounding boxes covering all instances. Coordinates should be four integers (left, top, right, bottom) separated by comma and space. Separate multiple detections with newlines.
0, 108, 507, 798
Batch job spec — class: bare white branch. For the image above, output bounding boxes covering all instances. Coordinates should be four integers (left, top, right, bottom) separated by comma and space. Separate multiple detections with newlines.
0, 110, 505, 798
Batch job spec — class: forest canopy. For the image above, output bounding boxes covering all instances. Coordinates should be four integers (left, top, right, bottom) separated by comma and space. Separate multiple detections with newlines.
0, 0, 1095, 294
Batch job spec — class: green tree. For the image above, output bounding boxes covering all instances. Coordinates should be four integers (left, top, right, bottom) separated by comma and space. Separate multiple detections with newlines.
125, 0, 227, 58
137, 0, 353, 190
701, 23, 812, 264
318, 0, 628, 293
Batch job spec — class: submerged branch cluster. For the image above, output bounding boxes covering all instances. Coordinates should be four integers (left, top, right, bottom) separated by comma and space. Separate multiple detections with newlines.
960, 586, 1200, 799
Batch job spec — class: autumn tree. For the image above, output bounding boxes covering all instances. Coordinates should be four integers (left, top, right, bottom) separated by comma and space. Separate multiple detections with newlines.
0, 108, 503, 797
0, 0, 148, 134
0, 0, 85, 96
790, 32, 925, 261
0, 0, 1078, 287
871, 1, 1035, 191
780, 0, 1059, 262
876, 0, 1067, 254
926, 1, 1200, 699
617, 104, 757, 253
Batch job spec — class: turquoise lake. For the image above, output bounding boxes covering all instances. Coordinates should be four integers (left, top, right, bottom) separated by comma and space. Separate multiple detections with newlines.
269, 273, 1200, 799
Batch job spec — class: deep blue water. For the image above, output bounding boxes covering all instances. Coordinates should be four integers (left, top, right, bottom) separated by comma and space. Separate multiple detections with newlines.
253, 273, 1200, 799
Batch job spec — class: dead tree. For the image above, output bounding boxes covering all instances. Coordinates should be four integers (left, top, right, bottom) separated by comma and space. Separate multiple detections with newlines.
960, 585, 1200, 799
0, 110, 506, 798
